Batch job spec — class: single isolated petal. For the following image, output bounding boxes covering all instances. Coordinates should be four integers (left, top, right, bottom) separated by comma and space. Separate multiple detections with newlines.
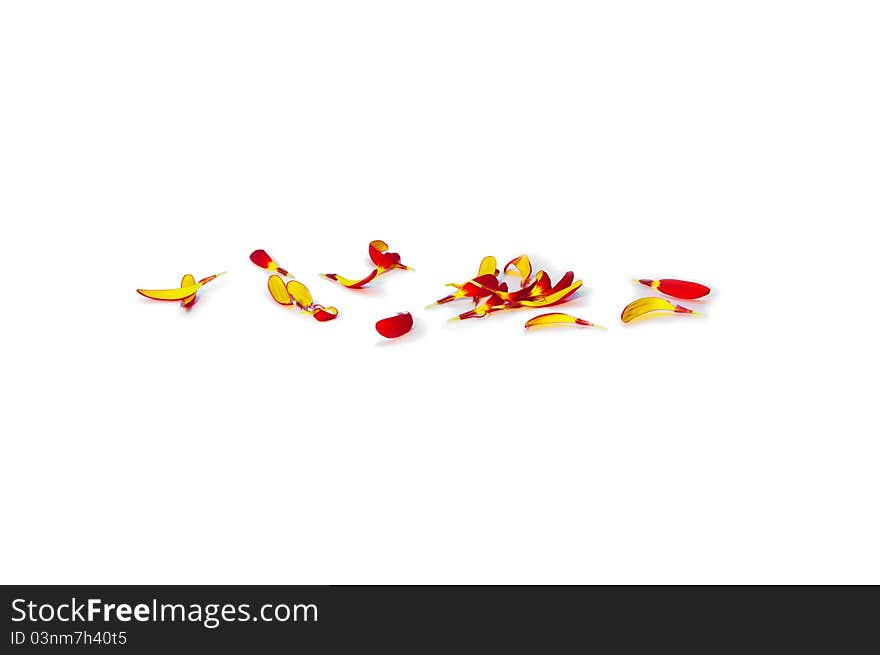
524, 313, 605, 330
376, 312, 413, 338
621, 297, 699, 324
249, 249, 289, 277
137, 272, 225, 302
636, 278, 711, 300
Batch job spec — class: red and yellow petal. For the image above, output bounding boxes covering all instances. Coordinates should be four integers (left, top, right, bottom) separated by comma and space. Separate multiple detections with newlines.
621, 297, 697, 323
250, 249, 289, 276
524, 313, 604, 329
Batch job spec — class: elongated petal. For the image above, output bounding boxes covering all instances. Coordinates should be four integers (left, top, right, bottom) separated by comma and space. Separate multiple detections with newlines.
267, 274, 293, 305
637, 278, 711, 300
524, 313, 603, 329
285, 279, 313, 308
376, 312, 413, 338
250, 249, 289, 276
138, 282, 202, 301
454, 292, 506, 320
621, 296, 697, 323
138, 272, 223, 303
320, 269, 380, 289
196, 273, 224, 286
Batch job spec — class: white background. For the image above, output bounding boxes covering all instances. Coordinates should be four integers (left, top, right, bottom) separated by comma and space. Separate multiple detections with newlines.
1, 1, 877, 584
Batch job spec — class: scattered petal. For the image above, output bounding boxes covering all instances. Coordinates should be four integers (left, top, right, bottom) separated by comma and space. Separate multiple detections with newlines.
320, 269, 379, 289
311, 306, 339, 322
636, 278, 711, 300
524, 313, 605, 330
265, 273, 338, 321
137, 272, 225, 304
376, 312, 413, 338
621, 297, 698, 324
250, 249, 289, 277
323, 240, 412, 289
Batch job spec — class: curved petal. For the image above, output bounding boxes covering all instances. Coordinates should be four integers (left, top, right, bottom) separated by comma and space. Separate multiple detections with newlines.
478, 255, 498, 277
312, 306, 339, 322
524, 313, 603, 329
267, 274, 293, 305
504, 255, 532, 284
621, 297, 697, 323
138, 282, 201, 302
375, 312, 413, 338
180, 274, 197, 308
320, 269, 380, 289
286, 279, 313, 308
369, 240, 390, 265
250, 249, 289, 276
637, 278, 711, 300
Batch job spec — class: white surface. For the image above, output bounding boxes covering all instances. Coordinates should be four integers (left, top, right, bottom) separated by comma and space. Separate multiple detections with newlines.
1, 1, 877, 584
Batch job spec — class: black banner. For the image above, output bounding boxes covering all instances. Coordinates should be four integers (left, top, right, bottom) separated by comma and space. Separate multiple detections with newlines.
2, 586, 876, 652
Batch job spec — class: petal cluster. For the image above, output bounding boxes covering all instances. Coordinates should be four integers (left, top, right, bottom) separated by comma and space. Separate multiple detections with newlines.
252, 249, 339, 322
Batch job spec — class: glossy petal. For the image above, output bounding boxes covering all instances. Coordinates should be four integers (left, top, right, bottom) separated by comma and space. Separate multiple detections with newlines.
504, 255, 532, 284
376, 312, 413, 338
180, 274, 197, 308
517, 277, 582, 308
326, 240, 411, 288
621, 297, 697, 323
369, 240, 390, 265
637, 278, 711, 300
311, 306, 339, 322
250, 249, 289, 276
137, 272, 223, 302
137, 283, 201, 302
286, 279, 313, 308
320, 269, 380, 289
524, 313, 604, 329
267, 274, 293, 305
478, 255, 498, 277
454, 290, 507, 320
